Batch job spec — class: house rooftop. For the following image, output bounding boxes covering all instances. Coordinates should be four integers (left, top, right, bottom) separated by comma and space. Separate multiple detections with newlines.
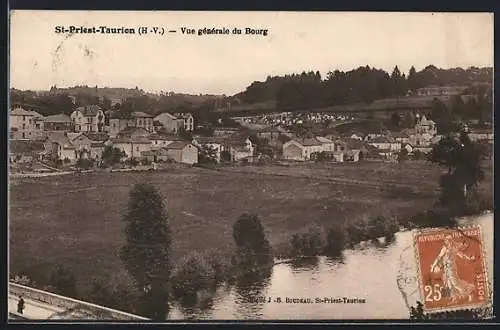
45, 113, 72, 123
316, 136, 333, 144
149, 133, 182, 141
132, 111, 153, 118
10, 107, 35, 116
292, 137, 323, 147
193, 136, 227, 145
9, 140, 45, 154
84, 132, 110, 141
369, 136, 395, 144
165, 141, 190, 150
76, 105, 102, 117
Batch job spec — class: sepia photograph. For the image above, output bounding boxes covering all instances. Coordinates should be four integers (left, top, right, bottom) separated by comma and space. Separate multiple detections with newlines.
8, 10, 494, 321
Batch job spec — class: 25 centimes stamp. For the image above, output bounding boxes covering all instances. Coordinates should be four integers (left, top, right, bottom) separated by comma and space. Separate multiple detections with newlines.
414, 225, 491, 314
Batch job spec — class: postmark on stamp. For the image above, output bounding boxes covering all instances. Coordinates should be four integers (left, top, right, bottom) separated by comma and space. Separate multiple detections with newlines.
413, 225, 491, 313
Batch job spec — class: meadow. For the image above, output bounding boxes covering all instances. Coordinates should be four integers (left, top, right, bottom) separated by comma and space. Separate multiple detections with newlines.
9, 160, 492, 296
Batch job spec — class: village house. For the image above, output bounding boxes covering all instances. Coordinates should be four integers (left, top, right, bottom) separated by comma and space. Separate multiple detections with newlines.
154, 113, 182, 134
225, 135, 255, 162
164, 141, 199, 165
9, 107, 45, 140
367, 136, 401, 159
108, 111, 154, 137
62, 132, 108, 161
282, 137, 334, 161
71, 105, 106, 133
149, 133, 183, 148
9, 140, 46, 164
255, 126, 294, 150
44, 113, 73, 132
140, 148, 171, 163
45, 132, 78, 163
367, 136, 401, 151
192, 136, 227, 162
334, 138, 365, 162
131, 111, 154, 132
109, 127, 152, 159
173, 113, 195, 132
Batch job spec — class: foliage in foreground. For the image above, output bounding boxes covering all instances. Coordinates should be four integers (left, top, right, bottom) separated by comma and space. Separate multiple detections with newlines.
120, 183, 172, 320
410, 301, 493, 320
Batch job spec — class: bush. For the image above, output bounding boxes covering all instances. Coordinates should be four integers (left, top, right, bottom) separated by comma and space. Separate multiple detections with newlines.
129, 157, 139, 167
63, 157, 71, 164
323, 226, 345, 257
170, 251, 216, 299
76, 158, 94, 170
464, 190, 493, 215
289, 225, 325, 257
49, 264, 78, 298
141, 158, 152, 166
86, 276, 138, 314
409, 207, 457, 229
204, 250, 234, 283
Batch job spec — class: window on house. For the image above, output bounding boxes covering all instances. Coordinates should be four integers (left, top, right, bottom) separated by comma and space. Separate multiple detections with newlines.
22, 124, 25, 129
136, 146, 139, 151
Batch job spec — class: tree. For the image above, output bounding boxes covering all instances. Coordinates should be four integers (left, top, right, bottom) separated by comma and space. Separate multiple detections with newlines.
428, 132, 485, 214
198, 145, 218, 164
390, 113, 401, 129
101, 145, 125, 167
407, 66, 418, 92
397, 148, 408, 164
451, 95, 466, 120
390, 66, 407, 96
430, 99, 453, 134
401, 112, 415, 129
178, 126, 193, 141
232, 213, 273, 276
120, 184, 172, 320
49, 264, 78, 298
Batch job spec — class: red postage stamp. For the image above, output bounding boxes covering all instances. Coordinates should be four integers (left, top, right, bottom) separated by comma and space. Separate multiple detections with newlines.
414, 225, 491, 313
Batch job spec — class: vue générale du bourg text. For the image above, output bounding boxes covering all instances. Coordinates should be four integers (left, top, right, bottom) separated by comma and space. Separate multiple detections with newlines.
54, 26, 269, 36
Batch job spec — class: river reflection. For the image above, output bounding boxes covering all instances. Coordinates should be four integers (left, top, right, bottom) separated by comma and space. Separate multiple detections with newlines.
168, 213, 493, 320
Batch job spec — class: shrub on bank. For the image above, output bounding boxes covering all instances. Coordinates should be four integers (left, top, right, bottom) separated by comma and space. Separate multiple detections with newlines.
204, 250, 235, 283
323, 225, 345, 257
409, 207, 457, 229
170, 251, 216, 299
464, 190, 493, 215
86, 276, 139, 314
288, 225, 326, 257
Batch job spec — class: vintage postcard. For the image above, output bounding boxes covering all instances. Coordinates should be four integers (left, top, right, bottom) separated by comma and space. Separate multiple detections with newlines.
8, 11, 493, 321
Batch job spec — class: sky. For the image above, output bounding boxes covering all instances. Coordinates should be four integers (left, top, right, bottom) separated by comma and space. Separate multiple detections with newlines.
10, 11, 494, 96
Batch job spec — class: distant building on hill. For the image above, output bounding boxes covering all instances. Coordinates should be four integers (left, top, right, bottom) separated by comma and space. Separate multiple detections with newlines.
415, 85, 468, 97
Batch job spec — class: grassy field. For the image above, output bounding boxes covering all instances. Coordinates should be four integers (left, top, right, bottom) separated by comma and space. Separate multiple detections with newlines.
9, 160, 492, 295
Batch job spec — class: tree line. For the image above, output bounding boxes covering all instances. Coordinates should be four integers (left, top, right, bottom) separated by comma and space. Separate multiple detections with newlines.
234, 65, 492, 111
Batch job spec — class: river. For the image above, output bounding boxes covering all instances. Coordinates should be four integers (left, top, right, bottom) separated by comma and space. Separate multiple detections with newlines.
168, 213, 493, 320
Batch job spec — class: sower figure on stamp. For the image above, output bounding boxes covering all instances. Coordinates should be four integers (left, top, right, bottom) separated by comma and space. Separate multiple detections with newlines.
17, 296, 25, 314
430, 235, 476, 303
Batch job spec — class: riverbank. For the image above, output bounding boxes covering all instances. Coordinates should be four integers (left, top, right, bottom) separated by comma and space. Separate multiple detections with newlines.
9, 160, 493, 315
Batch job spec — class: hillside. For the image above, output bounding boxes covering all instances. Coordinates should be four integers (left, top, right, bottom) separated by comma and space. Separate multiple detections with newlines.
226, 65, 493, 114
